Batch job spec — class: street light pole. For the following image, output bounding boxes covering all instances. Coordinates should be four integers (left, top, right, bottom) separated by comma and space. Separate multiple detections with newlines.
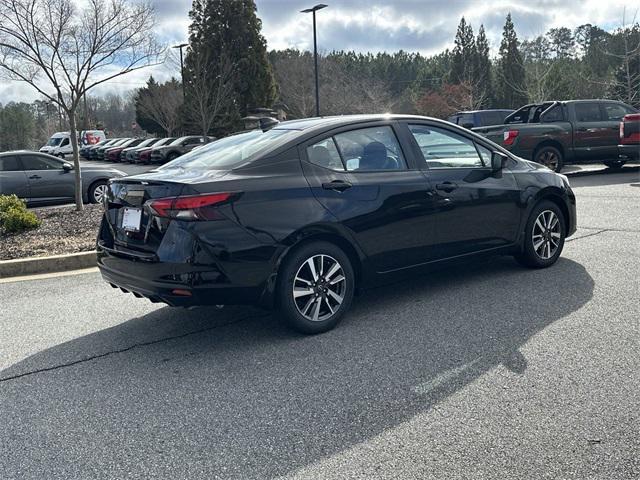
301, 4, 327, 117
172, 43, 189, 97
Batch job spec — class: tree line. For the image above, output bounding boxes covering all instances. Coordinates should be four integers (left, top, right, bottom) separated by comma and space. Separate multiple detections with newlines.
3, 2, 639, 153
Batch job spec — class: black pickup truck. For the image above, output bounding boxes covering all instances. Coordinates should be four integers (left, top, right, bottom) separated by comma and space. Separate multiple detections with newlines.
474, 99, 638, 172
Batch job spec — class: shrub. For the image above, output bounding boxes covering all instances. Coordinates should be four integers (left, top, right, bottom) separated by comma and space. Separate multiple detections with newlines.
0, 195, 41, 233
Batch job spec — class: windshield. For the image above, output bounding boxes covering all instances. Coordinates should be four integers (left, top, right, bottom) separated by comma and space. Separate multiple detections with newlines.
154, 138, 175, 147
135, 138, 157, 148
46, 137, 63, 146
159, 129, 295, 171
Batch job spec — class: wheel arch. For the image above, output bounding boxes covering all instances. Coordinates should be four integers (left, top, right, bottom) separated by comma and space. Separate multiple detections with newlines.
533, 139, 565, 160
259, 227, 365, 309
532, 188, 570, 231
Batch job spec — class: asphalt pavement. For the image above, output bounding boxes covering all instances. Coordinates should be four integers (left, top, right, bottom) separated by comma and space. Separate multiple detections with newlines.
1, 167, 639, 479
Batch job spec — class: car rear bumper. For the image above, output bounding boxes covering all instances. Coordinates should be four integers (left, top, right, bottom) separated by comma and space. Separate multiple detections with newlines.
96, 215, 279, 308
98, 253, 264, 307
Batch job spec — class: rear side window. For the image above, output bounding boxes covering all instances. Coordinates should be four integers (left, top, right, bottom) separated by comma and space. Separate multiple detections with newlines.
307, 138, 344, 170
334, 126, 407, 171
479, 112, 505, 126
0, 156, 22, 171
603, 103, 633, 121
575, 103, 603, 122
409, 125, 485, 169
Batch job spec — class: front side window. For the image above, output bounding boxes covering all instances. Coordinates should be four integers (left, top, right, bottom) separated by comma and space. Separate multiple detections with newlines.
575, 103, 602, 122
20, 155, 63, 170
409, 125, 485, 169
334, 126, 406, 171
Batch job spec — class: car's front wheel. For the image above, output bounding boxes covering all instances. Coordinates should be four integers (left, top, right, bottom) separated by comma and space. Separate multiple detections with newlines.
89, 180, 108, 204
604, 159, 626, 169
515, 200, 566, 268
277, 241, 355, 334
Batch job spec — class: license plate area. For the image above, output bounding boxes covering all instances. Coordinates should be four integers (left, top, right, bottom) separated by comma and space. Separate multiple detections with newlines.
121, 207, 142, 232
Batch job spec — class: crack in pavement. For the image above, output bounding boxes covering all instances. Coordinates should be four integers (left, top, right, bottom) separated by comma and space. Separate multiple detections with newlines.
0, 312, 270, 384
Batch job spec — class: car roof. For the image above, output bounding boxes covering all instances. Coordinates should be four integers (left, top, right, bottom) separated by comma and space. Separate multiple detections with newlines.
272, 114, 453, 135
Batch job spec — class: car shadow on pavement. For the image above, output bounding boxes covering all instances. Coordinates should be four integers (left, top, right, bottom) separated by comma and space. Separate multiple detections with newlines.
0, 256, 594, 478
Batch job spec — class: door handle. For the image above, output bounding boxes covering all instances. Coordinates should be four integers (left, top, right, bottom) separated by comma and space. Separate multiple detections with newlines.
28, 175, 42, 179
322, 180, 352, 192
435, 182, 458, 193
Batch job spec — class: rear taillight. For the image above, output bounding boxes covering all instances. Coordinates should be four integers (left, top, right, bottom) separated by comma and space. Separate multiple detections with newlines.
147, 192, 235, 221
503, 130, 519, 146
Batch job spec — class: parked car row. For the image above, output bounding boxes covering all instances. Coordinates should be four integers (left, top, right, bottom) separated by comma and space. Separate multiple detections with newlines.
80, 136, 213, 164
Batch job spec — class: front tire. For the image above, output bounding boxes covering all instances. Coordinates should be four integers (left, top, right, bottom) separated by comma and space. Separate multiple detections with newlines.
277, 241, 355, 334
515, 200, 566, 268
89, 180, 108, 204
534, 145, 564, 173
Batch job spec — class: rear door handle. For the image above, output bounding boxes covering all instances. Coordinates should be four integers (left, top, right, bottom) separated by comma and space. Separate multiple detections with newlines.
28, 175, 42, 180
322, 180, 352, 192
436, 182, 458, 193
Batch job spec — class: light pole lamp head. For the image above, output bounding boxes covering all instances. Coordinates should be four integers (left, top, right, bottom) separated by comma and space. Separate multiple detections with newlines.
172, 43, 188, 50
301, 4, 327, 13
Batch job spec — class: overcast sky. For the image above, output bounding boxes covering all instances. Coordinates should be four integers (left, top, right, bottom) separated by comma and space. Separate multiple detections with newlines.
1, 0, 638, 103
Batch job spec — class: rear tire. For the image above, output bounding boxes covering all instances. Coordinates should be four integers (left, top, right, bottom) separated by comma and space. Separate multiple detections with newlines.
277, 241, 355, 334
533, 145, 564, 173
515, 200, 566, 268
604, 159, 626, 169
165, 152, 179, 163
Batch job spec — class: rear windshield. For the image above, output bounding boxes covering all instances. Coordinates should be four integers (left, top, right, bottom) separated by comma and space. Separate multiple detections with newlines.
158, 129, 296, 170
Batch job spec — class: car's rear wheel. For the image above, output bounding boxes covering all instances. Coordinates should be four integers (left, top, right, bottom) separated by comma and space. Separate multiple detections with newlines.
534, 145, 564, 172
604, 159, 626, 169
277, 241, 355, 334
515, 200, 566, 268
89, 180, 108, 204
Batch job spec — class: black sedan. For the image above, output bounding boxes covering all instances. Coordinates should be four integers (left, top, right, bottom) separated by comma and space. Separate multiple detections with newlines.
97, 115, 576, 334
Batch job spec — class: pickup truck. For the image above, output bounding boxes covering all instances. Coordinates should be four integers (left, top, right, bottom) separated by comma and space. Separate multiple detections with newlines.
473, 99, 638, 172
619, 113, 640, 162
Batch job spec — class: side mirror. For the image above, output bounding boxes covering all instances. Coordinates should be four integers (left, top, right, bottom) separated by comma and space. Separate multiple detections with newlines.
491, 152, 508, 172
62, 163, 73, 172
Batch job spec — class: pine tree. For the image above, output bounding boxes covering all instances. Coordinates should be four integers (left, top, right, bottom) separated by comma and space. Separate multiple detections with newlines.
450, 17, 476, 85
497, 14, 528, 108
185, 0, 277, 133
476, 25, 492, 108
134, 76, 165, 136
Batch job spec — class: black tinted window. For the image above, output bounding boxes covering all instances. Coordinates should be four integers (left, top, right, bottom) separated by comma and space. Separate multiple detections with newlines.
0, 156, 21, 171
575, 103, 602, 122
21, 155, 62, 170
307, 138, 344, 170
334, 126, 407, 171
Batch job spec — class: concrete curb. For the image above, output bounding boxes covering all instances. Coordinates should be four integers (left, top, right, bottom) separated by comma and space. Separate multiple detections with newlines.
0, 251, 97, 279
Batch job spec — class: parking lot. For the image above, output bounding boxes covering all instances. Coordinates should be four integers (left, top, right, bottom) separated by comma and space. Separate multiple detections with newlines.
1, 166, 639, 479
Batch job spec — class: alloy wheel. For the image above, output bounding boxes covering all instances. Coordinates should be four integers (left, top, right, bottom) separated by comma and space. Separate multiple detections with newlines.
293, 254, 346, 322
539, 150, 559, 170
93, 183, 108, 203
532, 209, 561, 260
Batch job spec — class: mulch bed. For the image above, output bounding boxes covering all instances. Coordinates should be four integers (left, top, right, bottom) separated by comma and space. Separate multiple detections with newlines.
0, 204, 103, 261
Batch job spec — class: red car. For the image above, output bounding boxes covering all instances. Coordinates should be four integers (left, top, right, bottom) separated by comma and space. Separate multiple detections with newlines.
104, 138, 144, 162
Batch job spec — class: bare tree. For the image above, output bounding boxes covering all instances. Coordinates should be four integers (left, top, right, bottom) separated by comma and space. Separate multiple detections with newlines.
0, 0, 163, 210
602, 10, 640, 107
136, 79, 183, 137
184, 48, 235, 139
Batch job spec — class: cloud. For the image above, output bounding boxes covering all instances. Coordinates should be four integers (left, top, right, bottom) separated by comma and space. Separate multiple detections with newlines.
1, 0, 638, 103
